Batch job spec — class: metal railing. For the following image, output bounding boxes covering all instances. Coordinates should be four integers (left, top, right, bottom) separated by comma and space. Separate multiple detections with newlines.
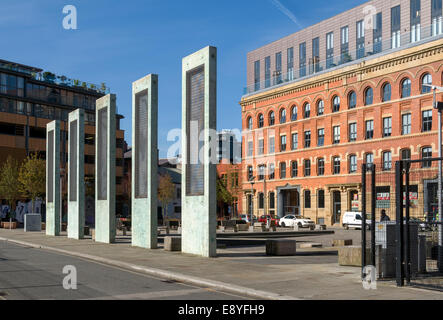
244, 24, 443, 96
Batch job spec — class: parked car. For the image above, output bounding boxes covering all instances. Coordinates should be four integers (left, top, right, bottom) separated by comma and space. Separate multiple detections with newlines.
258, 215, 280, 226
240, 214, 257, 224
342, 211, 371, 230
280, 215, 315, 229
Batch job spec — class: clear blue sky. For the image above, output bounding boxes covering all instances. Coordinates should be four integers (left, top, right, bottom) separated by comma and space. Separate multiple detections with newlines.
0, 0, 366, 158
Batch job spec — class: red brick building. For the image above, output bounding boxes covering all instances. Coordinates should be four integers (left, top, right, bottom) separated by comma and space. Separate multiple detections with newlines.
240, 0, 443, 226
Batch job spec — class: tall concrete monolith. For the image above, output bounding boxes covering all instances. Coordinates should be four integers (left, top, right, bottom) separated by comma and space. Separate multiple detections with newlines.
131, 74, 158, 249
95, 94, 116, 243
181, 46, 217, 257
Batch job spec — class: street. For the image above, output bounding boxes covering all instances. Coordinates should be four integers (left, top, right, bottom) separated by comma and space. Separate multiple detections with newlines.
0, 241, 246, 300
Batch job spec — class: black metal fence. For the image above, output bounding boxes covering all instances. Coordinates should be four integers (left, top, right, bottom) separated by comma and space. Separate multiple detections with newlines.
395, 158, 443, 289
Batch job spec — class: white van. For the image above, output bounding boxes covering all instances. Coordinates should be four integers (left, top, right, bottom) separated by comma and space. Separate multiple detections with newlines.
342, 212, 371, 230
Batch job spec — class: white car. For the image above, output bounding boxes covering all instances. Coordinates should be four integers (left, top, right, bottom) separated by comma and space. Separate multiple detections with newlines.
280, 215, 315, 229
342, 211, 371, 230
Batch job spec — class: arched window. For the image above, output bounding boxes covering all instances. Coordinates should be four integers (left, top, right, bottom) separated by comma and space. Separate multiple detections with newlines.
382, 83, 391, 102
269, 111, 275, 126
280, 109, 286, 124
304, 103, 311, 118
317, 100, 324, 115
365, 87, 373, 105
258, 114, 264, 128
332, 96, 340, 112
401, 78, 411, 98
291, 105, 298, 121
422, 73, 433, 94
247, 117, 253, 130
348, 91, 356, 109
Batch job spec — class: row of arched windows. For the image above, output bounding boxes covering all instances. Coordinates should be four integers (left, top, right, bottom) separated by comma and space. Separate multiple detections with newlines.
247, 72, 437, 130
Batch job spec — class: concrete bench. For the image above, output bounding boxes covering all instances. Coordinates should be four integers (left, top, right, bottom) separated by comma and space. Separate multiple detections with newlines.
237, 224, 249, 232
266, 239, 297, 256
333, 239, 353, 247
338, 246, 370, 267
164, 236, 181, 252
252, 222, 266, 232
300, 242, 323, 248
315, 224, 327, 230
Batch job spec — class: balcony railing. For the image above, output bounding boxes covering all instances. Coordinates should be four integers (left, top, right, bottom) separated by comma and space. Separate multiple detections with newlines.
244, 23, 443, 96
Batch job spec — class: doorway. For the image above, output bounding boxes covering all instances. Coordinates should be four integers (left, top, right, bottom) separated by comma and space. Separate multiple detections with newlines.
332, 191, 342, 224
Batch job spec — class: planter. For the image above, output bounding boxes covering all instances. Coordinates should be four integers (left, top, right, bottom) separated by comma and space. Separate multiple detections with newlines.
1, 221, 17, 229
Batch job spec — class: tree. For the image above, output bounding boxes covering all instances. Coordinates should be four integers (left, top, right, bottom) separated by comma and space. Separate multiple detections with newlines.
0, 156, 21, 218
18, 153, 46, 211
158, 173, 175, 225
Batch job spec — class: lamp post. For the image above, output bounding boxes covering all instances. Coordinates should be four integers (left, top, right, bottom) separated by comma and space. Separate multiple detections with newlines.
424, 84, 443, 272
249, 176, 256, 226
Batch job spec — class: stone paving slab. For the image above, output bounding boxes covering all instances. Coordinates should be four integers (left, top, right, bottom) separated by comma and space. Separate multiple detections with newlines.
0, 229, 442, 300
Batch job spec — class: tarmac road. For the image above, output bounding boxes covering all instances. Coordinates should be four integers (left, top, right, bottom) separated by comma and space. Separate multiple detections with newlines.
0, 241, 246, 300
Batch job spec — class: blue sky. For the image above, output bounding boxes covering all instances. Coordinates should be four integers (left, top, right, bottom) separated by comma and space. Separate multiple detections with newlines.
0, 0, 366, 157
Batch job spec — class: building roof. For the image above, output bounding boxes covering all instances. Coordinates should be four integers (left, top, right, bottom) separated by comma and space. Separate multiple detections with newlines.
0, 59, 43, 73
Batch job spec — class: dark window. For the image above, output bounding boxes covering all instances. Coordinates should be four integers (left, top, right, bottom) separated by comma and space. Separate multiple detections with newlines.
317, 100, 324, 115
401, 78, 412, 98
391, 5, 401, 48
318, 128, 325, 146
333, 126, 340, 144
280, 162, 286, 179
269, 136, 275, 153
269, 164, 275, 180
422, 74, 433, 93
356, 20, 365, 59
280, 109, 287, 124
299, 42, 306, 77
29, 126, 46, 139
247, 117, 252, 130
366, 120, 374, 139
291, 106, 298, 121
304, 131, 311, 148
422, 110, 433, 132
254, 60, 260, 91
304, 190, 311, 208
259, 193, 264, 209
382, 83, 392, 102
318, 190, 325, 208
366, 153, 374, 165
422, 147, 433, 168
401, 148, 411, 160
265, 56, 271, 88
365, 87, 373, 105
349, 123, 357, 142
269, 111, 275, 125
349, 155, 357, 173
326, 32, 334, 69
291, 161, 298, 178
383, 151, 392, 170
312, 37, 320, 73
304, 160, 311, 177
287, 47, 294, 80
275, 52, 282, 84
292, 133, 298, 150
280, 135, 287, 151
258, 165, 265, 180
258, 114, 264, 128
304, 103, 311, 118
258, 139, 264, 155
317, 158, 325, 176
332, 96, 340, 112
401, 113, 411, 134
348, 91, 356, 109
383, 117, 392, 137
373, 12, 383, 53
333, 157, 341, 174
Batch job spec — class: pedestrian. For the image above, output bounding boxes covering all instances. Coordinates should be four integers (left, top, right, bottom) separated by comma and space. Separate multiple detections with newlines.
380, 209, 390, 222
